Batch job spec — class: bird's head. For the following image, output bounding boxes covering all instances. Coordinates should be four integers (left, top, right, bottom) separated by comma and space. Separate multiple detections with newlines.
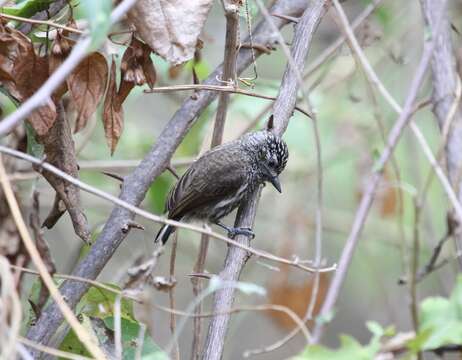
245, 131, 288, 193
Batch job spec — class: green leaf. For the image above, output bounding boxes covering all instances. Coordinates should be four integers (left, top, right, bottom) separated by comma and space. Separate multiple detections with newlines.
104, 317, 168, 360
58, 314, 95, 358
1, 0, 54, 18
78, 284, 135, 322
80, 0, 112, 48
59, 315, 167, 359
294, 323, 391, 360
414, 276, 462, 351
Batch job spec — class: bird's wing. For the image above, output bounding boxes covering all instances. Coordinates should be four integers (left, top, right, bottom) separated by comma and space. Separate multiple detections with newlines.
166, 147, 248, 220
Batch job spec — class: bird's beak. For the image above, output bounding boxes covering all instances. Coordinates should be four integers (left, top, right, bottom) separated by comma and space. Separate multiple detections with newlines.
269, 175, 282, 193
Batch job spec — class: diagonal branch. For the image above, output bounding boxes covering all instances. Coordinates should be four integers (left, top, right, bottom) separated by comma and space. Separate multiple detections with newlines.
25, 0, 314, 350
311, 0, 448, 343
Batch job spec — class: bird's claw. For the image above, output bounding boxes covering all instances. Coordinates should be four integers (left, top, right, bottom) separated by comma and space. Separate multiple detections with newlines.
228, 227, 255, 239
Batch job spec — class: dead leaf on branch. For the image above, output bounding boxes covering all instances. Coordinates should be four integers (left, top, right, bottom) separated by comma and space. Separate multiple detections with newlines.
50, 31, 73, 100
127, 0, 214, 65
67, 52, 108, 133
103, 59, 124, 155
118, 37, 157, 105
0, 22, 56, 135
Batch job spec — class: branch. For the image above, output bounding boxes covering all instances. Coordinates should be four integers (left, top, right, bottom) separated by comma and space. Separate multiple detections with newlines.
0, 0, 139, 137
202, 1, 329, 358
25, 0, 315, 349
311, 0, 447, 343
420, 0, 462, 270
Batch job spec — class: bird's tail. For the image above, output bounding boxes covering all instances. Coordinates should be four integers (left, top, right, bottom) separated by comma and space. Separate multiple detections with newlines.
155, 224, 176, 244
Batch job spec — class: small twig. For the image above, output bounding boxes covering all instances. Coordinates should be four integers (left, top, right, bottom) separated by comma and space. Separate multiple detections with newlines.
144, 84, 313, 119
409, 200, 421, 360
0, 146, 335, 274
190, 233, 210, 360
0, 13, 84, 34
169, 234, 180, 360
0, 155, 107, 359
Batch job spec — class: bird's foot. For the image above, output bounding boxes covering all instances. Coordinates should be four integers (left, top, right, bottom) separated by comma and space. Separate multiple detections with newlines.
227, 227, 255, 239
215, 221, 255, 239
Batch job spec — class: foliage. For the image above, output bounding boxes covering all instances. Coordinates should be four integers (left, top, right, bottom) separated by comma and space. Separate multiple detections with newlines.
294, 322, 394, 360
58, 284, 167, 359
409, 275, 462, 352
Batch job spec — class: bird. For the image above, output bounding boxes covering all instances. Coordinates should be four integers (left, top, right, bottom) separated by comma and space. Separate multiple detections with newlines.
155, 129, 289, 244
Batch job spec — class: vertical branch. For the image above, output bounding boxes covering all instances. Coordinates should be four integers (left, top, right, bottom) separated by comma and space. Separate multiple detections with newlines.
192, 3, 240, 358
202, 1, 328, 359
169, 234, 180, 360
410, 200, 422, 360
190, 234, 209, 360
211, 0, 240, 147
420, 0, 462, 270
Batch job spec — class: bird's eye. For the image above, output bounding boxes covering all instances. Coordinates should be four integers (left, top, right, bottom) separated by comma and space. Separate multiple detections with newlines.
268, 160, 277, 168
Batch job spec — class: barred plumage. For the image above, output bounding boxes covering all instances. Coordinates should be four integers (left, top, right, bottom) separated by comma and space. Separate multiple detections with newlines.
155, 130, 289, 244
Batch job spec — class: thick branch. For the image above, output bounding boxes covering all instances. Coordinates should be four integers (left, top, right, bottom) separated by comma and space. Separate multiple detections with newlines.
421, 0, 462, 270
202, 1, 328, 359
25, 0, 312, 350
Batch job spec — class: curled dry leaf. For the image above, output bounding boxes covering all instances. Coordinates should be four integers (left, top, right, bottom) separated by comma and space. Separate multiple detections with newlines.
49, 31, 73, 100
127, 0, 213, 65
0, 22, 56, 135
67, 52, 108, 133
118, 37, 157, 105
103, 59, 124, 154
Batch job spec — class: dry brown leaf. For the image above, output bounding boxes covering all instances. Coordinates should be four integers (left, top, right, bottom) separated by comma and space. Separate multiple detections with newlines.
127, 0, 214, 65
28, 99, 57, 136
118, 37, 156, 106
0, 23, 56, 135
67, 52, 108, 133
103, 59, 124, 154
49, 32, 73, 100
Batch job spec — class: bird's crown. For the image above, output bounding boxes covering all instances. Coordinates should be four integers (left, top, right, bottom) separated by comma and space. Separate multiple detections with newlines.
243, 130, 288, 175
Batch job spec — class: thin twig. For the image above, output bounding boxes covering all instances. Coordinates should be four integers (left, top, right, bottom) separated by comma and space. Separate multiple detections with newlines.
144, 84, 313, 119
169, 234, 180, 360
0, 155, 107, 359
311, 0, 447, 343
0, 13, 84, 34
0, 146, 335, 272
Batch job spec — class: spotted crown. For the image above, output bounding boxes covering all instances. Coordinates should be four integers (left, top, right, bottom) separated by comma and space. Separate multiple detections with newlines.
265, 132, 288, 174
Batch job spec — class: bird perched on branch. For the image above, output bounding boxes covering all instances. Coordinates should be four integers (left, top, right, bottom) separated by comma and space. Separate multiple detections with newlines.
155, 129, 288, 244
